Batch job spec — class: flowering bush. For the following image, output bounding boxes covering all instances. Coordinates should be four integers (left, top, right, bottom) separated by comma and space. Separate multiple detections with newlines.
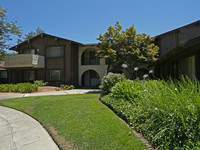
99, 73, 126, 93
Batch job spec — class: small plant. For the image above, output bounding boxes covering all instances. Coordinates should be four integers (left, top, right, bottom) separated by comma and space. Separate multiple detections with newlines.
33, 80, 48, 86
99, 73, 126, 93
60, 84, 75, 90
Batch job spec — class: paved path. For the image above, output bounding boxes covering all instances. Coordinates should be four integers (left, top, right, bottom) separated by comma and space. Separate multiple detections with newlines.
0, 89, 103, 100
0, 89, 103, 150
0, 106, 59, 150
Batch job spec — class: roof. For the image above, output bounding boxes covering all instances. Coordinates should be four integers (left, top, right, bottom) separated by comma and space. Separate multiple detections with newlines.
9, 33, 84, 51
155, 35, 200, 64
155, 20, 200, 38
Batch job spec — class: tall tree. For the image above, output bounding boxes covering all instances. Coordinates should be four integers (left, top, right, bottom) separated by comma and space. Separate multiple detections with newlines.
0, 6, 22, 58
96, 21, 159, 78
17, 27, 44, 44
24, 27, 44, 40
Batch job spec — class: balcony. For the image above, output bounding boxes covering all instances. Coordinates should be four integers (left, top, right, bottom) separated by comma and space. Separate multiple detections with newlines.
81, 58, 100, 65
5, 54, 45, 68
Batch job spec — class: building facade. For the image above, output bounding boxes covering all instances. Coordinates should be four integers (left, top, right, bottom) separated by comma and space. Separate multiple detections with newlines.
155, 20, 200, 80
3, 33, 107, 87
2, 20, 200, 85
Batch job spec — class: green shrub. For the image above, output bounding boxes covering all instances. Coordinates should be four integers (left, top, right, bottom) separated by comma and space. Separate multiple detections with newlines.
99, 73, 126, 93
33, 80, 48, 86
60, 84, 75, 90
0, 83, 38, 93
101, 77, 200, 149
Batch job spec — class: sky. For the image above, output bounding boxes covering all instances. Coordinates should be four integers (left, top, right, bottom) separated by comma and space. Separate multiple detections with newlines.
1, 0, 200, 47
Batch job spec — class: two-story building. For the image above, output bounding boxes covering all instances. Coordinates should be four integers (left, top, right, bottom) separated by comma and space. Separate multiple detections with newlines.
2, 20, 200, 86
3, 33, 107, 87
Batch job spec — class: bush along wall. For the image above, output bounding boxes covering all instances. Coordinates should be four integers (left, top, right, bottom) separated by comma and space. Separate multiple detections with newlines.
100, 77, 200, 149
0, 83, 38, 93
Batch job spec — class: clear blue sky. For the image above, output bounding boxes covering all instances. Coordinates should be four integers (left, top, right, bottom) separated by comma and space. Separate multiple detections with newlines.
1, 0, 200, 45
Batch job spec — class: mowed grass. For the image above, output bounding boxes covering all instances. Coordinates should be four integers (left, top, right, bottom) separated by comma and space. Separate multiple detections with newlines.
0, 94, 147, 150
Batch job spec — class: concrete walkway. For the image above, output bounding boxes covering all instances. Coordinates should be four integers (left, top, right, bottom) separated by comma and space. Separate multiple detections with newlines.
0, 89, 103, 100
0, 89, 103, 150
0, 106, 59, 150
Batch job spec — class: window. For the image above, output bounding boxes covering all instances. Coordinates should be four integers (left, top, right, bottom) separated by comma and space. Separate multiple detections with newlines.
81, 50, 100, 65
46, 47, 64, 57
0, 71, 7, 78
24, 49, 35, 54
23, 70, 35, 81
178, 55, 196, 79
46, 70, 64, 81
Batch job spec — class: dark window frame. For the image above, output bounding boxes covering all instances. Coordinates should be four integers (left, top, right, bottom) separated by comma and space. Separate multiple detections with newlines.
46, 69, 64, 81
46, 46, 64, 58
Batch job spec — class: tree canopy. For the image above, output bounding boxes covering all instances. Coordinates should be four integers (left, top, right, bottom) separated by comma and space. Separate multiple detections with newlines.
0, 6, 22, 54
96, 21, 159, 78
24, 27, 44, 40
17, 27, 44, 43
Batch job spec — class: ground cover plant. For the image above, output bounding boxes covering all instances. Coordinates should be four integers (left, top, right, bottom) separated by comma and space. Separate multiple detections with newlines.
0, 94, 147, 150
0, 83, 38, 93
100, 77, 200, 149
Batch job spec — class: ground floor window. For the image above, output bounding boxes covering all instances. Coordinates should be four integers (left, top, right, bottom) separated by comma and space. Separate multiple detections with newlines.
46, 70, 64, 81
23, 70, 35, 81
0, 71, 8, 78
178, 55, 196, 79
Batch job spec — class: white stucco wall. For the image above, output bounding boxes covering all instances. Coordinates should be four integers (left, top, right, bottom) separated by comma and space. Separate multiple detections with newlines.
78, 45, 107, 86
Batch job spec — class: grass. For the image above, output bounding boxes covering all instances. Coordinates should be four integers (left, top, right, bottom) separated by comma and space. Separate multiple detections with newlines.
0, 94, 147, 150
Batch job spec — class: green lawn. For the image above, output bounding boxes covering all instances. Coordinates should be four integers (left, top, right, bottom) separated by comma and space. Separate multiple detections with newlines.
0, 94, 147, 150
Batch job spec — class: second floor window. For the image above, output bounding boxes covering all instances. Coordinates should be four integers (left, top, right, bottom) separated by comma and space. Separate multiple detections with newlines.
81, 50, 100, 65
24, 49, 35, 54
46, 46, 64, 57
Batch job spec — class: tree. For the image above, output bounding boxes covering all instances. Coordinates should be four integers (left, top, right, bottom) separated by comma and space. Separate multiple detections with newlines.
96, 22, 159, 79
24, 27, 44, 40
0, 6, 22, 58
17, 27, 44, 43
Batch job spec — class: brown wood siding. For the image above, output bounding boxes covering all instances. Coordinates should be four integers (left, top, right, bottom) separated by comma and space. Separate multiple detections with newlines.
71, 45, 78, 86
46, 58, 64, 69
64, 42, 71, 83
36, 69, 45, 80
156, 22, 200, 57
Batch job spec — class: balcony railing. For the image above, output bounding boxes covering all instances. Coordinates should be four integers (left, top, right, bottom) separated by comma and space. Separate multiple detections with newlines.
81, 58, 100, 65
5, 54, 45, 68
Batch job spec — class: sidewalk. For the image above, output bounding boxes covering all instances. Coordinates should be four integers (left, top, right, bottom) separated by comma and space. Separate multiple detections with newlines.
0, 89, 103, 100
0, 89, 103, 150
0, 106, 59, 150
